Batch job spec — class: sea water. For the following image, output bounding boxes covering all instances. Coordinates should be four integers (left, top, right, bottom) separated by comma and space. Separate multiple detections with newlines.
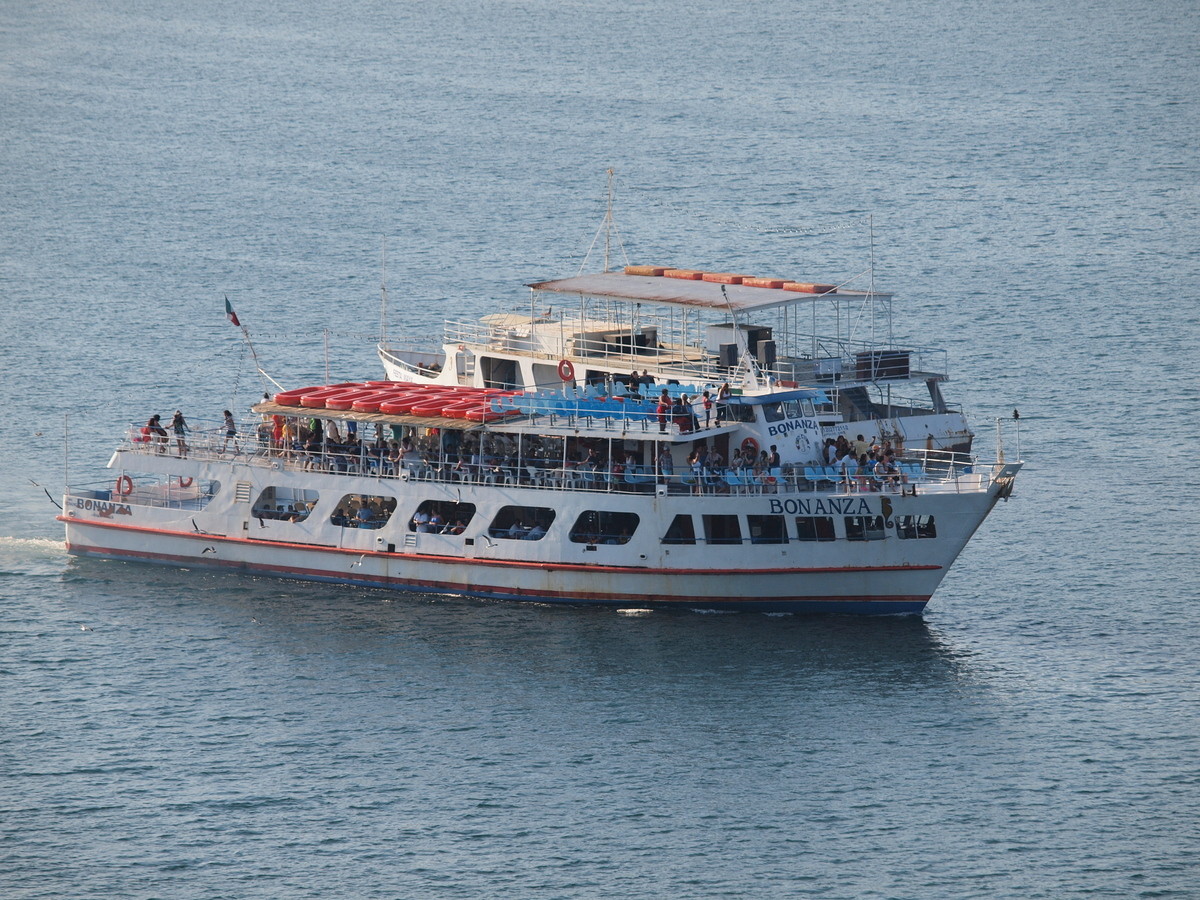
1, 1, 1197, 897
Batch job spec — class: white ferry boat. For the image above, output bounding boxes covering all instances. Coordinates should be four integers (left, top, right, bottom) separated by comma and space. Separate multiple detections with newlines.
61, 302, 1021, 612
379, 266, 974, 458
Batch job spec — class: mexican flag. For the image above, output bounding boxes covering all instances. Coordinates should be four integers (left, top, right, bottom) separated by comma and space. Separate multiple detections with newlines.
225, 296, 241, 327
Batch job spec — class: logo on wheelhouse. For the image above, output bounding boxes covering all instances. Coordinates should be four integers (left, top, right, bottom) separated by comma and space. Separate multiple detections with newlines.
766, 416, 818, 438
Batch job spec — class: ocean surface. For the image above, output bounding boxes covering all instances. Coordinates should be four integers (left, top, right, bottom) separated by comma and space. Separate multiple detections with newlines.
2, 0, 1198, 896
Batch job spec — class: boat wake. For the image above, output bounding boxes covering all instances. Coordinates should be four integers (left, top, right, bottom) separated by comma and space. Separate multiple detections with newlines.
0, 536, 66, 554
0, 536, 68, 578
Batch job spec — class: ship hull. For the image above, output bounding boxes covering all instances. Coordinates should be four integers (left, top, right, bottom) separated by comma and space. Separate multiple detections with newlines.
62, 517, 934, 614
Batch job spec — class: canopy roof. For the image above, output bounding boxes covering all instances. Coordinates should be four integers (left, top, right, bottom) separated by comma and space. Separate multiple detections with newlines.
527, 272, 890, 313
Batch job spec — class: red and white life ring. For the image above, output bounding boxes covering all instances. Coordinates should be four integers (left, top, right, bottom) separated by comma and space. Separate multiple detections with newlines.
557, 359, 576, 382
740, 437, 760, 457
115, 474, 133, 496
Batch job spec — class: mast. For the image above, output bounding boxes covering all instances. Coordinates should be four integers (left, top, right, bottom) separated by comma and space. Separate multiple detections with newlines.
379, 238, 389, 348
604, 168, 614, 272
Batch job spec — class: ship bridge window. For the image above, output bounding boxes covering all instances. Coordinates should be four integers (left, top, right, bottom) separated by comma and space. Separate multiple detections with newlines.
747, 515, 788, 544
488, 505, 555, 540
409, 500, 476, 535
761, 400, 804, 423
252, 487, 318, 522
896, 515, 937, 539
724, 404, 757, 424
702, 514, 743, 546
845, 515, 886, 541
569, 511, 639, 545
662, 514, 696, 545
330, 493, 397, 530
480, 356, 519, 389
795, 516, 836, 542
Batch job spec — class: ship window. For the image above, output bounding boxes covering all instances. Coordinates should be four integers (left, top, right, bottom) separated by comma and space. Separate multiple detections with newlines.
896, 515, 937, 540
761, 399, 804, 423
251, 487, 319, 522
845, 515, 886, 541
761, 402, 786, 423
330, 493, 396, 530
480, 356, 518, 390
488, 505, 555, 540
662, 514, 696, 545
569, 510, 639, 545
795, 516, 836, 542
703, 515, 742, 545
801, 399, 816, 417
409, 500, 476, 535
747, 515, 788, 544
724, 403, 757, 424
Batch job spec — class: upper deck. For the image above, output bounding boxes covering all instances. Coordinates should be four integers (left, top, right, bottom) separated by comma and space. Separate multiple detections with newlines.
403, 267, 953, 397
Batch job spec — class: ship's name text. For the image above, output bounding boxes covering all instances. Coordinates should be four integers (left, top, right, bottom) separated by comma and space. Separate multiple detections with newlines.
766, 417, 818, 438
75, 498, 133, 517
767, 497, 873, 515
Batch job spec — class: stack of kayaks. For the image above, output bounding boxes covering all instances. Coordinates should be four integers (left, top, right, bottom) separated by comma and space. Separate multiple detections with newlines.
272, 382, 522, 423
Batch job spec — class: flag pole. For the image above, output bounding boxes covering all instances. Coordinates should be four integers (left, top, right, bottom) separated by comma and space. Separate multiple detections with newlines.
226, 295, 286, 393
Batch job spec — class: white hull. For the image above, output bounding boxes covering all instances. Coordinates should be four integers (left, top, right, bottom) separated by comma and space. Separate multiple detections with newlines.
62, 447, 1018, 614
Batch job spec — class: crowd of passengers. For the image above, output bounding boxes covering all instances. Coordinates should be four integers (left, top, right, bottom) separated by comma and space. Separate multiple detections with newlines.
329, 495, 399, 529
819, 434, 909, 493
248, 412, 918, 492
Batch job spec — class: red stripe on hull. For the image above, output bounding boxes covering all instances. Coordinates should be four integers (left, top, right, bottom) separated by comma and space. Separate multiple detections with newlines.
58, 517, 941, 577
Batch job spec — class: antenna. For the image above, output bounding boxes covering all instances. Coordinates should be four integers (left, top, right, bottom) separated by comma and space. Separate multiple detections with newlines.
578, 169, 629, 274
720, 284, 760, 389
604, 168, 614, 272
379, 237, 389, 348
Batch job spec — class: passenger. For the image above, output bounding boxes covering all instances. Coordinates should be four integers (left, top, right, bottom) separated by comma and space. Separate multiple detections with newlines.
856, 454, 874, 492
837, 449, 857, 491
148, 414, 168, 453
876, 453, 901, 492
716, 382, 731, 423
707, 447, 724, 480
702, 390, 713, 428
165, 410, 190, 457
412, 509, 431, 532
526, 521, 546, 540
331, 507, 348, 527
657, 390, 670, 433
657, 446, 673, 484
853, 434, 870, 458
507, 520, 526, 539
768, 444, 781, 468
448, 519, 467, 535
429, 510, 445, 533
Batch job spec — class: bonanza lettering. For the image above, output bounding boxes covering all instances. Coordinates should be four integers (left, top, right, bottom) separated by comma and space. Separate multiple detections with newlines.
75, 497, 133, 518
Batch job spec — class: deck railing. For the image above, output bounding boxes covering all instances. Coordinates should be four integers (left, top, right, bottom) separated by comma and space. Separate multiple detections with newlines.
114, 420, 991, 498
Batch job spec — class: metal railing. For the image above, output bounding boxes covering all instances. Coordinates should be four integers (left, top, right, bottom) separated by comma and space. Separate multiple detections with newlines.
113, 420, 993, 499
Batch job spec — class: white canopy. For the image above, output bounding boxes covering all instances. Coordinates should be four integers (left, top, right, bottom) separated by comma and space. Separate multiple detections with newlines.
527, 272, 889, 313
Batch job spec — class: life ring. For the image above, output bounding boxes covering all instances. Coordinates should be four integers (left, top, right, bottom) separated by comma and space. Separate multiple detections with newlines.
115, 474, 133, 496
178, 476, 194, 488
741, 437, 760, 457
557, 359, 576, 382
